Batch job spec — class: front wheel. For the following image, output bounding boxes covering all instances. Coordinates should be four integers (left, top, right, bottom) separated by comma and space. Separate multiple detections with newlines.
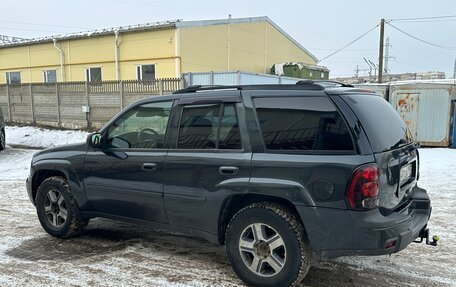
36, 176, 88, 238
225, 203, 311, 287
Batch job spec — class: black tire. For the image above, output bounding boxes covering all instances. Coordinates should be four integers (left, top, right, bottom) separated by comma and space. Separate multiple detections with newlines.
225, 203, 311, 287
36, 176, 87, 238
0, 129, 5, 151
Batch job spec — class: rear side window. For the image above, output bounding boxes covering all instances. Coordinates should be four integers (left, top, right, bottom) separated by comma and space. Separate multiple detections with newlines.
177, 103, 242, 149
340, 94, 413, 153
253, 97, 354, 152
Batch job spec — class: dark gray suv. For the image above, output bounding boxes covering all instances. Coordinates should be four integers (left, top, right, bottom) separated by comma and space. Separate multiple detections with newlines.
26, 81, 433, 287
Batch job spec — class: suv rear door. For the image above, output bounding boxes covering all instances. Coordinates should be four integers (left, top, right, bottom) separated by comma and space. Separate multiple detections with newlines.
248, 90, 373, 209
163, 91, 251, 235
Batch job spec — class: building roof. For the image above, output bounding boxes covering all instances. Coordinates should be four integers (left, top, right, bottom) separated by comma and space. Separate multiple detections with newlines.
0, 16, 318, 62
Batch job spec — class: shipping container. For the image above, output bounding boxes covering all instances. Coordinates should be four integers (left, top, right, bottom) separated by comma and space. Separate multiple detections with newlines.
390, 83, 456, 147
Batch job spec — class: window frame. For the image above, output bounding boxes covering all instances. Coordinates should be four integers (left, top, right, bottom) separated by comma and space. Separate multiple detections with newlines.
136, 64, 156, 82
172, 102, 244, 152
6, 71, 21, 84
85, 67, 103, 83
43, 69, 57, 83
251, 95, 357, 155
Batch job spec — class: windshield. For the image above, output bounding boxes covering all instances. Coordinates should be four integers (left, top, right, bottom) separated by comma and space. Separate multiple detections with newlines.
340, 94, 414, 153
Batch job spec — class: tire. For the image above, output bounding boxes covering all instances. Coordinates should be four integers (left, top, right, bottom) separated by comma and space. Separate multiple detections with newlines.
225, 203, 311, 287
36, 176, 87, 238
0, 129, 5, 151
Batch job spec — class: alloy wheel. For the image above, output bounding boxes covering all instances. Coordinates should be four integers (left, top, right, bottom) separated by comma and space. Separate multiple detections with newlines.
44, 189, 67, 228
238, 223, 286, 277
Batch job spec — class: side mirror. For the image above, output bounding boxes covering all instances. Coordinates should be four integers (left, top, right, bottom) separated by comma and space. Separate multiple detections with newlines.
87, 133, 103, 148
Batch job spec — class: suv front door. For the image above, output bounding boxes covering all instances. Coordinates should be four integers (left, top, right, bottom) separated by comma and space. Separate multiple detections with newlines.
82, 100, 174, 223
163, 91, 251, 235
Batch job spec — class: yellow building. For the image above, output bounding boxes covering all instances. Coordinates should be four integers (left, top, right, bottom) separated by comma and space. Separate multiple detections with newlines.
0, 17, 318, 84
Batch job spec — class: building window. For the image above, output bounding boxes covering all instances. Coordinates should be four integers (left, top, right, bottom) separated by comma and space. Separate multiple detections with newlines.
43, 70, 57, 83
85, 67, 102, 82
309, 71, 313, 77
321, 72, 325, 79
137, 64, 156, 81
6, 72, 21, 84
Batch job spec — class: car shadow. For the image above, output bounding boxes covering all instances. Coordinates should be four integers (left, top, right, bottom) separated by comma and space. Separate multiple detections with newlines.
6, 218, 434, 287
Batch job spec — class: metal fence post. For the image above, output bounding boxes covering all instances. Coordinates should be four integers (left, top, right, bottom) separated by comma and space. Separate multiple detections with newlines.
119, 80, 124, 110
158, 79, 164, 95
6, 84, 12, 122
180, 78, 185, 89
56, 83, 61, 127
29, 83, 35, 123
236, 70, 241, 85
85, 82, 91, 129
210, 71, 214, 85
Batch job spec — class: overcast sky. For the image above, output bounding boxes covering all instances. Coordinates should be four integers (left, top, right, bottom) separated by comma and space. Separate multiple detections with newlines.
2, 0, 456, 78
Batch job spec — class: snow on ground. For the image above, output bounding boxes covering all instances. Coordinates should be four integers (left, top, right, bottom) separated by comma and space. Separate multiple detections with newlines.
5, 126, 89, 149
0, 125, 455, 286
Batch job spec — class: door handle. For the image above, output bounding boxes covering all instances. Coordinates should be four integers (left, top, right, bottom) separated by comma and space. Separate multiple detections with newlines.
142, 163, 157, 171
219, 166, 239, 175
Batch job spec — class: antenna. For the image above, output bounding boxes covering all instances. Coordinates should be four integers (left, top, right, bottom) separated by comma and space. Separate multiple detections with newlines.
384, 37, 395, 74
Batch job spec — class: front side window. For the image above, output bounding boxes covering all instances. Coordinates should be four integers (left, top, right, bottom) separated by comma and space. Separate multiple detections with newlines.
177, 103, 242, 150
6, 72, 21, 84
85, 67, 102, 82
254, 97, 354, 152
106, 101, 172, 149
137, 64, 156, 81
43, 70, 57, 83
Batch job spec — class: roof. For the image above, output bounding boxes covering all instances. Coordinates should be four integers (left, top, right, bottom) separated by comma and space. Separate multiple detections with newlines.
0, 16, 318, 62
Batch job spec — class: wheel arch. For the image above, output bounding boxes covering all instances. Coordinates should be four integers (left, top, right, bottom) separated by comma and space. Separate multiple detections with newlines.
218, 193, 307, 245
31, 160, 85, 207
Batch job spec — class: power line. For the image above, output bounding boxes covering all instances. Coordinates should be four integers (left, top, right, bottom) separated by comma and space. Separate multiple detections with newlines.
387, 22, 456, 50
319, 24, 379, 62
391, 19, 456, 23
0, 26, 64, 33
388, 15, 456, 21
0, 20, 88, 30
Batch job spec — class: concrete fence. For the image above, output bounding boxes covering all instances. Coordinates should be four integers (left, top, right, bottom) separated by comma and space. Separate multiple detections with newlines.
0, 78, 182, 129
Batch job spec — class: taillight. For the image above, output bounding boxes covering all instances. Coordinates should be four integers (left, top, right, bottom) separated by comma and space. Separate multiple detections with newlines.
346, 164, 379, 210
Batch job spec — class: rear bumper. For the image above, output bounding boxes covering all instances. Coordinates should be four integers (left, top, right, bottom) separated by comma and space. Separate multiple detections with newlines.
297, 185, 431, 259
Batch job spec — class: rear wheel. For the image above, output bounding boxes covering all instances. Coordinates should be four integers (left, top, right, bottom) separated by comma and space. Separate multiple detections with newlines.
0, 130, 5, 150
225, 203, 311, 287
36, 176, 87, 238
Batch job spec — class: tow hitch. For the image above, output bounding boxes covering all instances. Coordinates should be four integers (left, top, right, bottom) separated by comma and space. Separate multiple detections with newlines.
414, 228, 439, 246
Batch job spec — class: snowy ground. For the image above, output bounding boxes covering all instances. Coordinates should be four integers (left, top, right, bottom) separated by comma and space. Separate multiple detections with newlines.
0, 126, 455, 286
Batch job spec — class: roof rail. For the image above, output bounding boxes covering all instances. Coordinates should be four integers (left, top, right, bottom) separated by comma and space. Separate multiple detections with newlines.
173, 85, 242, 94
173, 82, 333, 94
297, 80, 354, 88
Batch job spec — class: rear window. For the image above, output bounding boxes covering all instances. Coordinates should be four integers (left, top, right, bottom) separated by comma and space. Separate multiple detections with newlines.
253, 96, 354, 152
341, 94, 413, 153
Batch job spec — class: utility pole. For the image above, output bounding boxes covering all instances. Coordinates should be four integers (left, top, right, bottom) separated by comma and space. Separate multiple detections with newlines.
384, 37, 395, 74
378, 19, 385, 83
